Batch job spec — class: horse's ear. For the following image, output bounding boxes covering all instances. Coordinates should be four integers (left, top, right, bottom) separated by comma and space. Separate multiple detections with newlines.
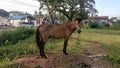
76, 18, 82, 23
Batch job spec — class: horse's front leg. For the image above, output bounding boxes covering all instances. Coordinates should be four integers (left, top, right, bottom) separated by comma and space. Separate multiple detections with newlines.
63, 37, 69, 55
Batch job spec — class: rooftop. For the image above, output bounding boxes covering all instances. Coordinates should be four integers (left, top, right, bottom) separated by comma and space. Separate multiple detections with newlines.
10, 15, 26, 19
89, 16, 109, 20
10, 15, 34, 20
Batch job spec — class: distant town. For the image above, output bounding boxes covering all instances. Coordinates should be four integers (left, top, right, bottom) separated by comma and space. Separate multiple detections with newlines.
0, 9, 50, 27
0, 9, 120, 28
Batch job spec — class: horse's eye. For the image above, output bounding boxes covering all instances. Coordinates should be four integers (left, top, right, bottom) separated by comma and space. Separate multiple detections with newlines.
76, 21, 78, 24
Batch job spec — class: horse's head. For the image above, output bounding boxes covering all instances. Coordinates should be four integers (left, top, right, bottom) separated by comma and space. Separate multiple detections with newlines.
74, 18, 83, 34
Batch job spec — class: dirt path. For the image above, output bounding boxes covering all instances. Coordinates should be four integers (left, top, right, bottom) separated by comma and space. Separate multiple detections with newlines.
81, 41, 112, 68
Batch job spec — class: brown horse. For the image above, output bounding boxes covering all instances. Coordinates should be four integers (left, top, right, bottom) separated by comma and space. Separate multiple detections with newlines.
35, 18, 83, 59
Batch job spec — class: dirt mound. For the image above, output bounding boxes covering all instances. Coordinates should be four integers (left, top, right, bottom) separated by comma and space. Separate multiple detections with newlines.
10, 52, 112, 68
9, 41, 112, 68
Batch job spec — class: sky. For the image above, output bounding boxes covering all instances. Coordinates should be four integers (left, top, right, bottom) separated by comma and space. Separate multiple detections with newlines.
0, 0, 120, 17
95, 0, 120, 17
0, 0, 40, 14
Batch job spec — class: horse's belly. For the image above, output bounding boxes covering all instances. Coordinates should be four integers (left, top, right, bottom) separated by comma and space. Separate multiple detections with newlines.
50, 27, 66, 39
51, 33, 65, 39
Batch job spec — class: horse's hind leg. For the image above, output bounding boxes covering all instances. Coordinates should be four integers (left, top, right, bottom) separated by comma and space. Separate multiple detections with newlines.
63, 37, 69, 55
40, 43, 47, 59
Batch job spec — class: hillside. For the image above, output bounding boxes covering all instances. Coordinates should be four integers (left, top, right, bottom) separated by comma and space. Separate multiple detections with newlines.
0, 9, 9, 17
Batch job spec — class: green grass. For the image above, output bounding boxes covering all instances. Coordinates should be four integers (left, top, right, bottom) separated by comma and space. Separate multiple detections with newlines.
0, 35, 37, 67
0, 28, 120, 67
0, 27, 34, 46
80, 29, 120, 64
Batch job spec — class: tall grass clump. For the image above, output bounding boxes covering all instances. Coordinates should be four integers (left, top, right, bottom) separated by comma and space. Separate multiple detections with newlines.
0, 27, 34, 46
0, 35, 37, 67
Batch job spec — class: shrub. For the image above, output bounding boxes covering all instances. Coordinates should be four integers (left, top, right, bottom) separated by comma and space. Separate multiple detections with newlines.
107, 54, 120, 64
0, 27, 34, 46
0, 34, 37, 63
89, 21, 99, 28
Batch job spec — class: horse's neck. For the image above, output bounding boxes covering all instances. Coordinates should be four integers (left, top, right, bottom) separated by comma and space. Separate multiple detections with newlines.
66, 22, 76, 32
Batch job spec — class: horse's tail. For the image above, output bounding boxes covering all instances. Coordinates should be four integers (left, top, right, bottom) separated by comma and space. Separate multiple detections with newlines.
35, 26, 42, 49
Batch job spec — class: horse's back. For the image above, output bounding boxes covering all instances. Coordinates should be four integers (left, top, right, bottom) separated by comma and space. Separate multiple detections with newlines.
40, 23, 66, 31
39, 23, 67, 39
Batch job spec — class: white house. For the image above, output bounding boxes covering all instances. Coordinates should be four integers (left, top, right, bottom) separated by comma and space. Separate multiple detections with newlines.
9, 15, 36, 27
89, 16, 112, 26
0, 17, 9, 25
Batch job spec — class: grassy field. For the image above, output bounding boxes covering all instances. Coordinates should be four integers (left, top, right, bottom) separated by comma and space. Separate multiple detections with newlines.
81, 29, 120, 64
0, 28, 120, 67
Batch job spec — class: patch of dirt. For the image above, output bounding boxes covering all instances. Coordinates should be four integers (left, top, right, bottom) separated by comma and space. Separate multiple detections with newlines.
10, 52, 112, 68
9, 39, 113, 68
10, 53, 91, 68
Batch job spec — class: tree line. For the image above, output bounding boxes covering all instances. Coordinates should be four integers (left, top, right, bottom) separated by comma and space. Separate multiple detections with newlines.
37, 0, 97, 24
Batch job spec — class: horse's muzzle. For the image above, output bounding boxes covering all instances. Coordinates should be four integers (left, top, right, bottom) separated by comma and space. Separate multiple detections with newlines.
77, 30, 81, 34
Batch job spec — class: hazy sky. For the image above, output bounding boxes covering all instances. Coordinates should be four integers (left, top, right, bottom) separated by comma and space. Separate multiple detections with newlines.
0, 0, 120, 17
0, 0, 40, 14
95, 0, 120, 17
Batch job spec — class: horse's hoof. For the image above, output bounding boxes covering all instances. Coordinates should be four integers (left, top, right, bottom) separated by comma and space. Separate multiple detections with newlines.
41, 56, 47, 59
43, 56, 48, 59
44, 57, 47, 59
64, 52, 68, 55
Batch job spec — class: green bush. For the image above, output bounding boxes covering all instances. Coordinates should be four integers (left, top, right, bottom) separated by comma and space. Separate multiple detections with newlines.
107, 54, 120, 65
0, 35, 37, 63
102, 22, 120, 30
89, 21, 99, 28
0, 27, 34, 46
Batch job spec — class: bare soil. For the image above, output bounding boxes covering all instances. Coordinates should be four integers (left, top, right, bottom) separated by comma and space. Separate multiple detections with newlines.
10, 40, 113, 68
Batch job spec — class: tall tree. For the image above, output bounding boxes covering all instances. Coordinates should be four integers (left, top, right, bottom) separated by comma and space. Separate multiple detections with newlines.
38, 0, 55, 23
37, 0, 97, 22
